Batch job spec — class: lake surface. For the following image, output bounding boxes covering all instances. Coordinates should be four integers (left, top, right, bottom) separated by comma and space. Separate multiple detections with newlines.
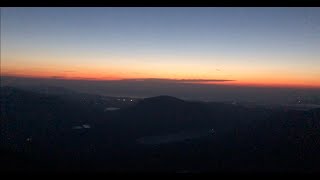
137, 129, 214, 145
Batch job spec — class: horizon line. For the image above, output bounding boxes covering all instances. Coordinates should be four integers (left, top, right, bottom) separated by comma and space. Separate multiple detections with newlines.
2, 74, 320, 90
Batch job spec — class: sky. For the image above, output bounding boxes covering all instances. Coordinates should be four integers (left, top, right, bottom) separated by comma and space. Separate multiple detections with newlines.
1, 7, 320, 88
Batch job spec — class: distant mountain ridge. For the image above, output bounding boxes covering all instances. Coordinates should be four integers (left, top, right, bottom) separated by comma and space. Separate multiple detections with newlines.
1, 86, 320, 172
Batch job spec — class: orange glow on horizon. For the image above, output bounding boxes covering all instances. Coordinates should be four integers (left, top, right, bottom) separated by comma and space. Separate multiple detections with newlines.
2, 71, 320, 89
2, 60, 320, 89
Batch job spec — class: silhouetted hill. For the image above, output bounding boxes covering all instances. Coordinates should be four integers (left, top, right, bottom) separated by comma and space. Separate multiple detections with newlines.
107, 95, 216, 138
141, 95, 185, 104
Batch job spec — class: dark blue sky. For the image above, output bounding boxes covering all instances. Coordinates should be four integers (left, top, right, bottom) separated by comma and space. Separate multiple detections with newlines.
2, 8, 320, 87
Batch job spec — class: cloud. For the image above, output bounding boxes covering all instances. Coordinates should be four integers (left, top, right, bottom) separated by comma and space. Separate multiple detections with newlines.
50, 76, 66, 79
119, 78, 235, 83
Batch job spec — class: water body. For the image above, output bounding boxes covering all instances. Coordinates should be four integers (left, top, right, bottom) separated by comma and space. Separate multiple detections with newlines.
72, 124, 91, 130
104, 107, 120, 111
137, 129, 215, 145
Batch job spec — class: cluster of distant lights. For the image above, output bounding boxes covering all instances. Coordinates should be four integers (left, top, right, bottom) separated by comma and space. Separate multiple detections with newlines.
117, 98, 134, 102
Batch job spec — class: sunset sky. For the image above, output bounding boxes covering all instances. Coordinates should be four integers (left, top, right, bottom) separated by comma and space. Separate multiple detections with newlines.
1, 7, 320, 88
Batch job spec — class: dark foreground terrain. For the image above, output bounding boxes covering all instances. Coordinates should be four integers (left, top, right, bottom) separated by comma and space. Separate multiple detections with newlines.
1, 86, 320, 172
